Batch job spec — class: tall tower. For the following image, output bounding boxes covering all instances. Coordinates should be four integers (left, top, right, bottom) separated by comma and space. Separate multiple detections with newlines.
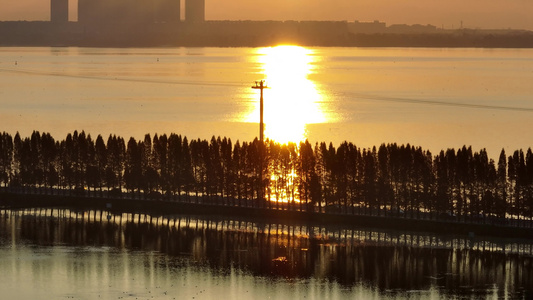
51, 0, 69, 22
185, 0, 205, 22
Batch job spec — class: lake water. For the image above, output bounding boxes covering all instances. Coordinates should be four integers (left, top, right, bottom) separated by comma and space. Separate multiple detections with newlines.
1, 208, 532, 299
1, 47, 533, 157
2, 47, 533, 299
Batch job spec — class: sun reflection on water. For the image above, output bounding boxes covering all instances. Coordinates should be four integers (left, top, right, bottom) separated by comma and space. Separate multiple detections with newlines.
247, 45, 327, 144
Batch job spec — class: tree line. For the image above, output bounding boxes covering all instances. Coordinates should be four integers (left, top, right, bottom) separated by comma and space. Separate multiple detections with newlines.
0, 130, 532, 223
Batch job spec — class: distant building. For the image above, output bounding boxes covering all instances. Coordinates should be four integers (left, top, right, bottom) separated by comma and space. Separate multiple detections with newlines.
78, 0, 181, 24
348, 20, 387, 34
388, 24, 437, 34
155, 0, 181, 23
78, 0, 113, 24
51, 0, 69, 23
185, 0, 205, 22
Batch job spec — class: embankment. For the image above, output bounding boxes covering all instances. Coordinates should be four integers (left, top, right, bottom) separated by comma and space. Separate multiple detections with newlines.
1, 192, 532, 240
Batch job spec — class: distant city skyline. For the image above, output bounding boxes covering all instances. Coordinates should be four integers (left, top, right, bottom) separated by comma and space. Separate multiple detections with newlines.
1, 0, 532, 30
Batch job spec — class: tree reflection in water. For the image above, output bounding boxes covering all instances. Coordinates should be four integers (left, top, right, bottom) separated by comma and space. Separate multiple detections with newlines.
1, 208, 532, 298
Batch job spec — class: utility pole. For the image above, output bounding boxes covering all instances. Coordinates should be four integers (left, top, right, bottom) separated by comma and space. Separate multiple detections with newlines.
251, 80, 267, 144
252, 80, 268, 205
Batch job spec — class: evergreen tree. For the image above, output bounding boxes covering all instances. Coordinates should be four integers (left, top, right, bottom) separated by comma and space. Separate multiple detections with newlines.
2, 130, 533, 227
40, 132, 58, 191
0, 133, 13, 187
125, 137, 142, 194
95, 135, 107, 193
495, 149, 508, 218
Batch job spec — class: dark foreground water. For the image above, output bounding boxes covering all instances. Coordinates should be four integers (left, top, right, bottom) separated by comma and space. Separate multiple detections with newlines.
0, 208, 532, 299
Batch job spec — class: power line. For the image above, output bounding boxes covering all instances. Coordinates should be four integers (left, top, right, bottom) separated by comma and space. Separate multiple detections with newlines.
348, 92, 533, 113
4, 66, 533, 113
0, 67, 243, 87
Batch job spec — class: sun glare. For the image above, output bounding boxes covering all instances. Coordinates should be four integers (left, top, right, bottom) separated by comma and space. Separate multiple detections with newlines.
248, 45, 326, 144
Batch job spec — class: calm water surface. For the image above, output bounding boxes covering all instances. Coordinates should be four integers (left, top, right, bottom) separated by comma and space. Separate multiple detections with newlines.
0, 209, 532, 299
1, 47, 533, 156
2, 48, 533, 299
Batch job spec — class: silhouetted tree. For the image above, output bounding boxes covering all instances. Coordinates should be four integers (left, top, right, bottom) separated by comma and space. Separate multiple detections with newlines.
40, 132, 58, 191
335, 142, 350, 213
315, 142, 332, 213
18, 135, 34, 186
457, 146, 473, 219
495, 149, 508, 218
298, 140, 318, 212
412, 147, 433, 219
525, 149, 533, 224
125, 137, 142, 195
232, 141, 243, 206
106, 135, 125, 191
344, 142, 360, 214
190, 139, 208, 202
153, 134, 170, 196
141, 134, 158, 195
11, 133, 22, 187
362, 148, 377, 215
207, 136, 223, 201
94, 135, 107, 194
220, 136, 234, 205
167, 134, 193, 200
30, 131, 43, 187
435, 150, 451, 217
377, 144, 391, 216
0, 133, 13, 187
3, 130, 533, 227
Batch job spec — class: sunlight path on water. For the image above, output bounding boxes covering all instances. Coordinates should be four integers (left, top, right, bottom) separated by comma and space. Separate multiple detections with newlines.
246, 46, 328, 144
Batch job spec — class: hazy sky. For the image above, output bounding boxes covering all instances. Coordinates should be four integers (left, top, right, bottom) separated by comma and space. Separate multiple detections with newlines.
1, 0, 532, 30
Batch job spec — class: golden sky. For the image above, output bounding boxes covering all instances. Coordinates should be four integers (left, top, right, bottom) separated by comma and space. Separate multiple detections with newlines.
0, 0, 532, 30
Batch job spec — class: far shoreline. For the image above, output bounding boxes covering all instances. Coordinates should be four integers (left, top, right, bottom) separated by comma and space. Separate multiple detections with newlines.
2, 21, 533, 48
